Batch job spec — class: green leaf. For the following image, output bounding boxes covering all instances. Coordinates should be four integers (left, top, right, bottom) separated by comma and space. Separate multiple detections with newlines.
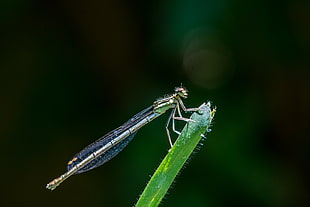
135, 102, 216, 207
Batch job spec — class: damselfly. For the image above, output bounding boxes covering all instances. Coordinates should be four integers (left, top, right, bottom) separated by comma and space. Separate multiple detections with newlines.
46, 86, 201, 190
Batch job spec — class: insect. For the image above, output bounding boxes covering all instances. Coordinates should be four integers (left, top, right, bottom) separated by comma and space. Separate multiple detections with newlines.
46, 86, 201, 190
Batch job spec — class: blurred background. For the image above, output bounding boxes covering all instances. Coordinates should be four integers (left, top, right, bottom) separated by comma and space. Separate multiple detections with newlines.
0, 0, 309, 206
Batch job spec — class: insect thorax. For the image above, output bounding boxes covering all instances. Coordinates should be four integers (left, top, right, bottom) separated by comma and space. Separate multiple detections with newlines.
153, 95, 178, 114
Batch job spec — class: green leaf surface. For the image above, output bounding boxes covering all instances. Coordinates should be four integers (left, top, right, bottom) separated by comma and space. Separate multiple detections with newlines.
135, 102, 216, 207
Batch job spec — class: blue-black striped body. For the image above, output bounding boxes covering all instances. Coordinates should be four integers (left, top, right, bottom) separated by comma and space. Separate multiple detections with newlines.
67, 106, 153, 174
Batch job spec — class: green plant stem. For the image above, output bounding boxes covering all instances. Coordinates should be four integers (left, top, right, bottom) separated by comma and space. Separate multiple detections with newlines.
135, 102, 216, 207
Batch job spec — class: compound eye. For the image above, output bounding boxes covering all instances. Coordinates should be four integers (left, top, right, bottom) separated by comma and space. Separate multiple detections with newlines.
174, 87, 181, 93
174, 86, 188, 98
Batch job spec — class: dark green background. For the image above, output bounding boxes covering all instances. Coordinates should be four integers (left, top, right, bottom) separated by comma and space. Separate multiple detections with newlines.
1, 0, 309, 206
